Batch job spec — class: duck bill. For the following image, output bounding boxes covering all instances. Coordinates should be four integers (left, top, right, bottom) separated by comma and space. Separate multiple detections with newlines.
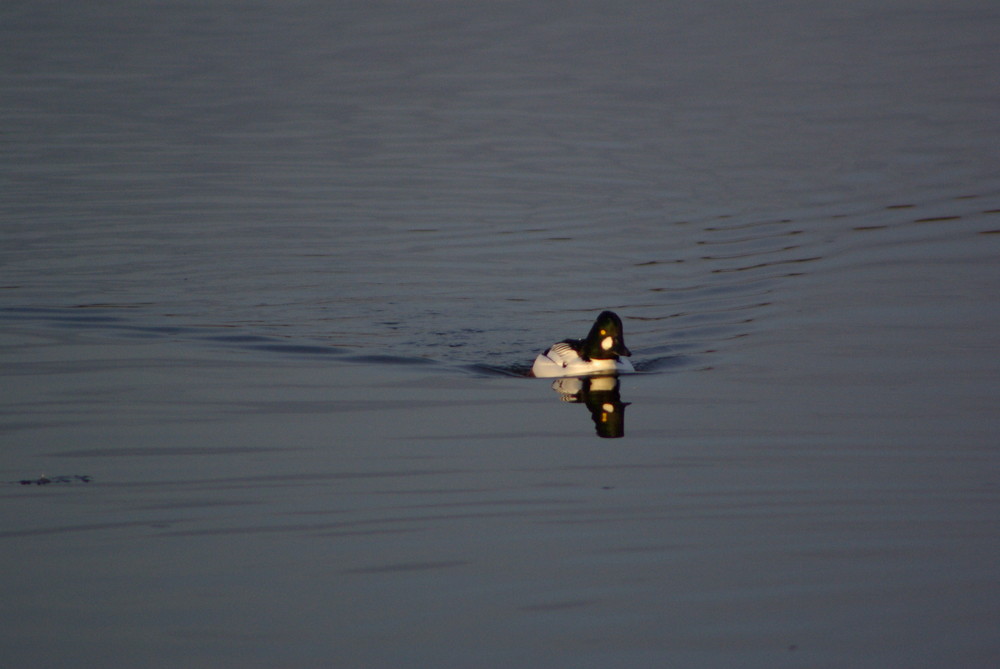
614, 343, 632, 357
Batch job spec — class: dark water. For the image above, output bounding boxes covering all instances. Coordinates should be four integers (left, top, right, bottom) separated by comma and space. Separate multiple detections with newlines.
2, 1, 999, 667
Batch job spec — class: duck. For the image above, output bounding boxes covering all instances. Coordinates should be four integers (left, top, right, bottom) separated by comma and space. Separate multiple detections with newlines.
531, 311, 634, 378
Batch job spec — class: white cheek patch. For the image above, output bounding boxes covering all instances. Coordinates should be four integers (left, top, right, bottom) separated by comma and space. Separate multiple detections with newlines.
601, 336, 613, 351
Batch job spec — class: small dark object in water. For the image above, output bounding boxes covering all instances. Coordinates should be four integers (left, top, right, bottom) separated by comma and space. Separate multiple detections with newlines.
17, 475, 92, 486
20, 476, 50, 485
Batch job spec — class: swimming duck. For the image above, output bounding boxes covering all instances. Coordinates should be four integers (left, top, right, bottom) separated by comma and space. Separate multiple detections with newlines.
531, 311, 634, 378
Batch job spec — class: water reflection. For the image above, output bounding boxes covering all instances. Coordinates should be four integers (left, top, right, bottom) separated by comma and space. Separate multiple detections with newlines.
548, 375, 630, 439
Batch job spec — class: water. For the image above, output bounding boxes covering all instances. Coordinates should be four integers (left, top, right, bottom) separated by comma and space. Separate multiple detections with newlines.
2, 1, 999, 667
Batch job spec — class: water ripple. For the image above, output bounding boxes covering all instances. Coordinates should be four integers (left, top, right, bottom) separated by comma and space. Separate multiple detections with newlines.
3, 190, 997, 376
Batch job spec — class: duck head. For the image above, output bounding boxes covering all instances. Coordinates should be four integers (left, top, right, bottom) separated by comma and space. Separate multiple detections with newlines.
581, 311, 631, 361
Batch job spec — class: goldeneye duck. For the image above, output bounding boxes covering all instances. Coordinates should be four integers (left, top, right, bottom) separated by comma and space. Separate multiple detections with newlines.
531, 311, 634, 378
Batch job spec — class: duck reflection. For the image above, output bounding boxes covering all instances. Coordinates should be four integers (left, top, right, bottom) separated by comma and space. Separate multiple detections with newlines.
549, 374, 630, 438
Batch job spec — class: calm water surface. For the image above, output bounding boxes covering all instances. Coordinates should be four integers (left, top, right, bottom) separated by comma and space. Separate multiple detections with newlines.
2, 1, 999, 667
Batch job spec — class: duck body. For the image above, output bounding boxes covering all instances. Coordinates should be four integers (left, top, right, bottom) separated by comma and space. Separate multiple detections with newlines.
531, 311, 634, 378
531, 341, 634, 377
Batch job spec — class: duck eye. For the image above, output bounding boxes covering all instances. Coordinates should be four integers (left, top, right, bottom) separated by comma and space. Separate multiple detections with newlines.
600, 329, 606, 335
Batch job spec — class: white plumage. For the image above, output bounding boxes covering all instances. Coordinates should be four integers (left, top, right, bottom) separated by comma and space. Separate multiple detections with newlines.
532, 344, 634, 377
